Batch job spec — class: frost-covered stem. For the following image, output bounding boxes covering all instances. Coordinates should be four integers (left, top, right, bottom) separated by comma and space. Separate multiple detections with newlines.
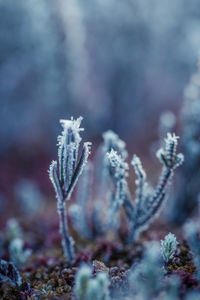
136, 168, 171, 227
123, 193, 135, 221
109, 174, 134, 222
129, 155, 146, 232
49, 160, 75, 261
57, 175, 76, 261
57, 199, 74, 261
106, 149, 132, 227
106, 177, 134, 231
128, 167, 172, 243
132, 155, 146, 210
151, 168, 171, 203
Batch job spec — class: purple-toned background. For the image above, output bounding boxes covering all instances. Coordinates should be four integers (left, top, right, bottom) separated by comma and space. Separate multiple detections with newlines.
0, 0, 200, 209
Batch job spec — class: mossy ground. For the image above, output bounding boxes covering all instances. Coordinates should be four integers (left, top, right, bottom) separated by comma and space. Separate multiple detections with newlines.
1, 214, 199, 300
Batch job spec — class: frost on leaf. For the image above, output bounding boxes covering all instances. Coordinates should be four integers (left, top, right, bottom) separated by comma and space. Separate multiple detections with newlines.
161, 232, 178, 263
127, 132, 183, 244
48, 117, 91, 261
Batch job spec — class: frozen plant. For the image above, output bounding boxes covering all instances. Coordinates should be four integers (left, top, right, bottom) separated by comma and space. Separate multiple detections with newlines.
184, 221, 200, 280
98, 130, 128, 198
0, 259, 33, 297
93, 130, 130, 232
106, 149, 132, 228
9, 238, 31, 268
86, 273, 110, 300
75, 264, 92, 300
161, 233, 178, 263
49, 117, 91, 261
129, 241, 163, 299
102, 131, 128, 160
128, 133, 184, 243
0, 259, 22, 287
106, 132, 184, 243
96, 130, 127, 196
102, 131, 134, 227
74, 264, 110, 300
151, 111, 176, 165
151, 111, 177, 221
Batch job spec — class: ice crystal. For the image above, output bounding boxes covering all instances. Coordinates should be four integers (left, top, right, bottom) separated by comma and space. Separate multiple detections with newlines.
156, 133, 184, 169
103, 130, 128, 160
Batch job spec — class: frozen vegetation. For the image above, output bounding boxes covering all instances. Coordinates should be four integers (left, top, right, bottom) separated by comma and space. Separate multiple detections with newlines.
1, 2, 200, 299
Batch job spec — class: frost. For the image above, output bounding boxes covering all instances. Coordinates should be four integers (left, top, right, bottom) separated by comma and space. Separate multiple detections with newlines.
127, 132, 184, 243
48, 117, 91, 261
161, 232, 178, 263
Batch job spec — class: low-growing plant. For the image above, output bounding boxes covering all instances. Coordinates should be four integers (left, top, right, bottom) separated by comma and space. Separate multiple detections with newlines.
9, 238, 31, 268
74, 264, 110, 300
106, 133, 184, 243
129, 241, 163, 299
49, 117, 91, 261
161, 232, 178, 264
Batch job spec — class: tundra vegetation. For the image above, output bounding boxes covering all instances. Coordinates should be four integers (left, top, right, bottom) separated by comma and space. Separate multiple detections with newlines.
1, 67, 200, 300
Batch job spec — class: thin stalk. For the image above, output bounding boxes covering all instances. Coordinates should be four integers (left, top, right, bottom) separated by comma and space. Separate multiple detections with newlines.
57, 198, 74, 261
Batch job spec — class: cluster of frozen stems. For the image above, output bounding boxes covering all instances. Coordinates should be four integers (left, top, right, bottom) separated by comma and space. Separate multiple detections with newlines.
49, 117, 184, 261
106, 132, 184, 243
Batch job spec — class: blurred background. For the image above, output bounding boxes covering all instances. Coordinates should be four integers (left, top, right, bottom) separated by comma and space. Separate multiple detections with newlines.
1, 0, 200, 209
